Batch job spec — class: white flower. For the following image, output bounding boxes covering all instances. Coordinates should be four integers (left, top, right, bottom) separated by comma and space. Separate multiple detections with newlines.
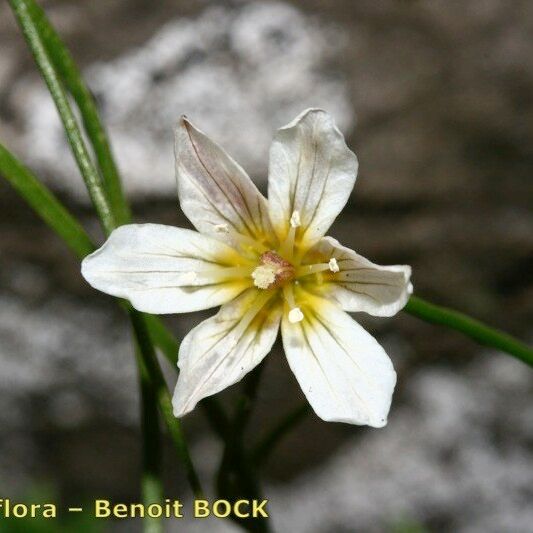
81, 109, 412, 427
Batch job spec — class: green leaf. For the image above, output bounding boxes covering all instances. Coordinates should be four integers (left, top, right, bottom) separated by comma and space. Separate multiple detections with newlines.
0, 143, 94, 259
144, 314, 179, 366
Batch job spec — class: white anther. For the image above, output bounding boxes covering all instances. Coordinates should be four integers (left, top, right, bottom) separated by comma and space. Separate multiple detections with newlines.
214, 223, 230, 233
288, 307, 304, 323
252, 265, 276, 289
290, 210, 301, 228
328, 258, 339, 273
182, 272, 198, 285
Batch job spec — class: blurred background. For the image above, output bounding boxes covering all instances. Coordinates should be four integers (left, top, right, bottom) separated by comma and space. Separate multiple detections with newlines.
0, 0, 532, 531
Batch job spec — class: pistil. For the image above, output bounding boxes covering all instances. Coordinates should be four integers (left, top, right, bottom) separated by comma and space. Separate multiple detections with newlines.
252, 251, 295, 290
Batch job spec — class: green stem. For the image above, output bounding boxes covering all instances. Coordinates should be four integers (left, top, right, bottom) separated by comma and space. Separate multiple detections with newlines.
21, 0, 131, 225
129, 309, 204, 498
405, 296, 533, 367
136, 349, 163, 533
144, 314, 178, 367
142, 314, 233, 439
217, 364, 270, 533
9, 0, 116, 235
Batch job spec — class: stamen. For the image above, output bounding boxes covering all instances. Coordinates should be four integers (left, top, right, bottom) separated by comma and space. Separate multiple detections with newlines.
290, 210, 301, 228
283, 284, 296, 307
279, 226, 295, 259
211, 223, 267, 255
295, 258, 341, 278
328, 258, 339, 273
280, 211, 301, 260
296, 263, 332, 277
288, 307, 304, 323
214, 223, 230, 233
283, 284, 304, 323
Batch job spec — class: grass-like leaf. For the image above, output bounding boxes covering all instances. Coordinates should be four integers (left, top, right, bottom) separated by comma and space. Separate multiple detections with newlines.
21, 0, 131, 226
9, 0, 116, 235
0, 143, 94, 259
405, 296, 533, 367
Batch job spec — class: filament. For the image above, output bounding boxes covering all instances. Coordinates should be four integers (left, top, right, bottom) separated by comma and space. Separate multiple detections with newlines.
279, 210, 301, 260
296, 259, 340, 278
283, 284, 304, 323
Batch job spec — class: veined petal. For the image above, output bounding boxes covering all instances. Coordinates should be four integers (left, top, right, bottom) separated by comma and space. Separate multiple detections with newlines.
173, 289, 281, 417
268, 109, 358, 251
305, 237, 412, 317
175, 117, 274, 248
81, 224, 251, 314
281, 290, 396, 427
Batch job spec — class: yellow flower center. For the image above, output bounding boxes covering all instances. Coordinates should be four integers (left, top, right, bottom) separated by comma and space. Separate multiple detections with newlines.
228, 211, 343, 324
247, 211, 344, 324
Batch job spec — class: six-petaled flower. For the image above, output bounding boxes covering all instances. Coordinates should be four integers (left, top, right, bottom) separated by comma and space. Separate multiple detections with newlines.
82, 109, 412, 427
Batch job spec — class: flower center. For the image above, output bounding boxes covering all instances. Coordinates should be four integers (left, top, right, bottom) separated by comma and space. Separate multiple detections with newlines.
251, 251, 295, 290
249, 211, 342, 324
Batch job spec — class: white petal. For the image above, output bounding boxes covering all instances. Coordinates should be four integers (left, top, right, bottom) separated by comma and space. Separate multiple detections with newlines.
281, 291, 396, 427
175, 117, 273, 246
268, 109, 358, 250
307, 237, 412, 317
173, 289, 281, 417
81, 224, 251, 314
